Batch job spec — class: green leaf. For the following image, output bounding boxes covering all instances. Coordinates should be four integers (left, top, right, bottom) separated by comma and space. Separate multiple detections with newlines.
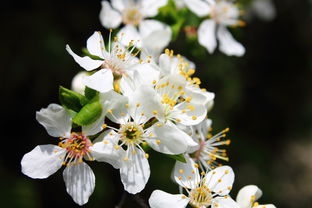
59, 86, 88, 112
72, 99, 102, 126
84, 86, 98, 100
166, 154, 187, 163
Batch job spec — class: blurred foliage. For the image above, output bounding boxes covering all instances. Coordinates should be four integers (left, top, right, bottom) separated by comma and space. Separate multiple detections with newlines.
1, 0, 312, 207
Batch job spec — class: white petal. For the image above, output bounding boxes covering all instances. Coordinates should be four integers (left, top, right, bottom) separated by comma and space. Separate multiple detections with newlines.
99, 1, 122, 29
134, 63, 160, 86
90, 134, 123, 169
63, 162, 95, 206
66, 45, 103, 71
185, 85, 215, 108
111, 0, 126, 12
120, 148, 150, 194
147, 122, 193, 154
212, 196, 240, 208
149, 190, 189, 208
71, 71, 88, 95
205, 165, 235, 196
184, 0, 210, 17
173, 102, 207, 126
141, 0, 168, 17
198, 19, 217, 54
83, 69, 114, 93
86, 31, 105, 58
254, 204, 276, 208
130, 85, 164, 121
142, 28, 172, 59
36, 104, 72, 138
101, 90, 129, 124
118, 25, 142, 47
236, 185, 263, 208
21, 145, 65, 179
217, 26, 245, 56
173, 155, 200, 189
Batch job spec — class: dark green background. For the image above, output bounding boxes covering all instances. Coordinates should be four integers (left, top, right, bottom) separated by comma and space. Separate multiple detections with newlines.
1, 0, 312, 207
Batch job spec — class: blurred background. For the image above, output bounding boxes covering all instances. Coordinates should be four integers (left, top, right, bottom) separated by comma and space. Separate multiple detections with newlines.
1, 0, 312, 207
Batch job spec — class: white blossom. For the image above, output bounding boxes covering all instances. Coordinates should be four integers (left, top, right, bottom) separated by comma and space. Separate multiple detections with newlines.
99, 0, 172, 57
149, 163, 239, 208
236, 185, 276, 208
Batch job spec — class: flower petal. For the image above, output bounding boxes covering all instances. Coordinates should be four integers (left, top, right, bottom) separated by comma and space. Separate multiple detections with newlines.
236, 185, 263, 208
184, 0, 210, 17
90, 140, 123, 169
173, 102, 207, 126
212, 196, 240, 208
185, 85, 215, 109
117, 25, 142, 47
217, 26, 245, 57
101, 90, 129, 124
130, 85, 164, 122
149, 190, 189, 208
147, 122, 194, 154
120, 148, 150, 194
66, 45, 103, 71
205, 166, 235, 196
71, 71, 88, 95
99, 1, 122, 29
141, 0, 168, 17
36, 104, 72, 138
83, 69, 114, 93
198, 19, 217, 54
139, 20, 172, 54
21, 145, 65, 179
111, 0, 126, 12
87, 31, 106, 58
173, 155, 200, 189
63, 162, 95, 206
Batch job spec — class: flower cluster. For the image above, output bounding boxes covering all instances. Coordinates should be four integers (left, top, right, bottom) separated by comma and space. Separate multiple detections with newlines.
21, 0, 276, 207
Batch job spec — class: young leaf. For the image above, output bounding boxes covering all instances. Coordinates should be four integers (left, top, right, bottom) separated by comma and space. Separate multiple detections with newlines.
59, 86, 88, 112
166, 154, 187, 163
84, 86, 98, 100
72, 100, 102, 126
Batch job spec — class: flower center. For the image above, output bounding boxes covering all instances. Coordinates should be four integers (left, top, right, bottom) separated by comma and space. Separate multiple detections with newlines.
103, 60, 124, 76
119, 122, 144, 146
189, 185, 212, 208
122, 8, 143, 25
59, 132, 93, 166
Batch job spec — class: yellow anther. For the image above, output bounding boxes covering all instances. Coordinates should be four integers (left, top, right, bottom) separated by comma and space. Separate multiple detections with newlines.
192, 116, 197, 120
227, 186, 232, 190
179, 169, 184, 174
103, 140, 109, 144
107, 109, 113, 113
125, 104, 129, 108
253, 202, 259, 207
185, 97, 192, 102
181, 109, 187, 113
201, 171, 205, 176
136, 103, 140, 107
218, 179, 222, 183
176, 118, 181, 122
120, 112, 125, 116
153, 110, 158, 115
225, 170, 229, 174
178, 176, 182, 180
114, 145, 120, 150
152, 80, 157, 84
132, 150, 137, 154
123, 157, 128, 161
188, 176, 192, 179
187, 105, 195, 111
181, 195, 186, 199
145, 153, 149, 159
156, 123, 163, 127
156, 140, 161, 145
194, 163, 199, 168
